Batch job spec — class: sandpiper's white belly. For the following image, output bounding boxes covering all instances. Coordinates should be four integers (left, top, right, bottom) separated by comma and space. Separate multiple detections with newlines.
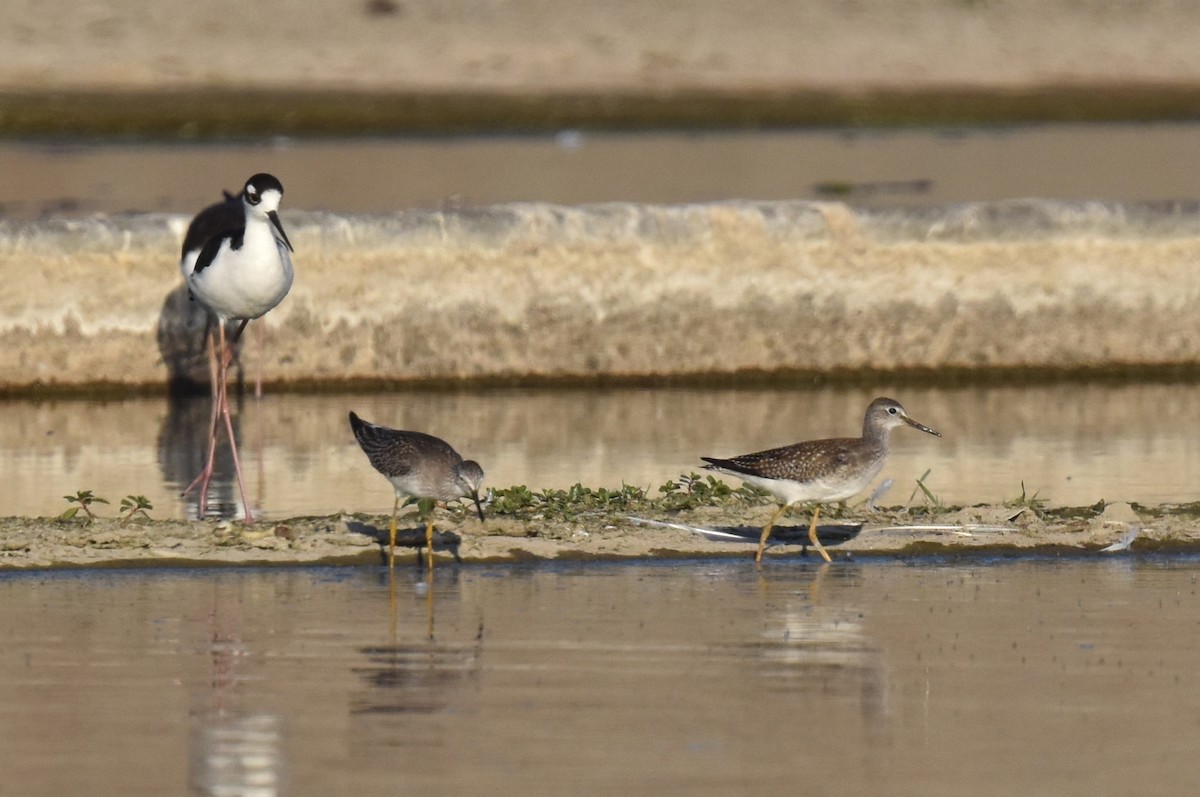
735, 460, 885, 506
189, 224, 294, 321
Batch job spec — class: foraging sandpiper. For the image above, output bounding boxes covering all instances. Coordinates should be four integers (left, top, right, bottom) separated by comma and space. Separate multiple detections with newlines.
348, 411, 485, 570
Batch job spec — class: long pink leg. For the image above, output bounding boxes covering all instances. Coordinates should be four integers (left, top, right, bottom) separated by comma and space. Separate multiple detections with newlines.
182, 320, 256, 523
253, 321, 265, 400
181, 322, 222, 517
198, 324, 232, 517
220, 321, 256, 524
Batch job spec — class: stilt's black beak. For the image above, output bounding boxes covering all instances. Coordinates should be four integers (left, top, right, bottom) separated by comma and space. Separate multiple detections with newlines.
471, 492, 486, 524
267, 210, 294, 252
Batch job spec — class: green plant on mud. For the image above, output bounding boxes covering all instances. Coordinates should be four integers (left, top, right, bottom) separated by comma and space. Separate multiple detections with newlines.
119, 495, 154, 525
906, 469, 951, 516
486, 475, 765, 519
489, 485, 538, 514
391, 496, 442, 523
60, 490, 109, 521
657, 473, 767, 511
490, 482, 649, 519
1004, 481, 1048, 517
543, 483, 649, 516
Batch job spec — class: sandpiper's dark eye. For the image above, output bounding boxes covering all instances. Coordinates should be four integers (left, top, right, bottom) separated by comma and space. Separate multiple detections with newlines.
888, 407, 898, 414
246, 187, 261, 205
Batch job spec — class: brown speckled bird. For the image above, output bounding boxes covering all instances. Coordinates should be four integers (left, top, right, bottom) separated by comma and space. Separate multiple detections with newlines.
349, 411, 485, 570
701, 397, 941, 564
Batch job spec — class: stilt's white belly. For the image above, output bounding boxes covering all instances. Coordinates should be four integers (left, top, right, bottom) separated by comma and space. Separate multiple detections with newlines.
189, 227, 294, 321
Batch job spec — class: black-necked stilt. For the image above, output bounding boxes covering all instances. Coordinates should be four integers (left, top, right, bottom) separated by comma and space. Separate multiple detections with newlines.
701, 397, 941, 564
180, 189, 269, 398
348, 411, 486, 570
181, 173, 295, 524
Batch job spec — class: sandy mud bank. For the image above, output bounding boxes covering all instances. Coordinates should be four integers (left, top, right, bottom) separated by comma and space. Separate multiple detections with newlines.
0, 498, 1190, 571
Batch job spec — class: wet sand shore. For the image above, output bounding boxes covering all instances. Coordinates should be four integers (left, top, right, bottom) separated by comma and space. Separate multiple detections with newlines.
0, 498, 1188, 571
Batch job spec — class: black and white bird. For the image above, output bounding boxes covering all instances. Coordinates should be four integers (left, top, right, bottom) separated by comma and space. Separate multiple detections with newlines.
180, 173, 295, 524
179, 188, 272, 398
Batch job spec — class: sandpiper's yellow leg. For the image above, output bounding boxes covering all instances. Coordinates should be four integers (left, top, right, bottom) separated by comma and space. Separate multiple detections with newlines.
425, 567, 435, 641
755, 503, 790, 563
388, 495, 399, 570
424, 518, 436, 571
807, 506, 832, 563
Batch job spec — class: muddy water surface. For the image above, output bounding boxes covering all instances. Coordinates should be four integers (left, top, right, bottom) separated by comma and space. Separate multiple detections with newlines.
1, 557, 1197, 795
2, 381, 1199, 521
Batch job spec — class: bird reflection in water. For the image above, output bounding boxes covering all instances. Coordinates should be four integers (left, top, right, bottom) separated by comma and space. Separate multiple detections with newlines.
157, 388, 265, 521
748, 564, 889, 732
187, 584, 286, 796
349, 568, 483, 759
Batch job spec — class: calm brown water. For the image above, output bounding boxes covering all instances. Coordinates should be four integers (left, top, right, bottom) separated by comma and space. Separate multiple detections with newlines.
3, 122, 1199, 219
0, 557, 1198, 796
1, 381, 1198, 521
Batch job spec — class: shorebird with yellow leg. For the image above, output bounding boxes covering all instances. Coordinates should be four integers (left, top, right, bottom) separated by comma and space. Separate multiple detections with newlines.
348, 411, 486, 570
701, 397, 941, 563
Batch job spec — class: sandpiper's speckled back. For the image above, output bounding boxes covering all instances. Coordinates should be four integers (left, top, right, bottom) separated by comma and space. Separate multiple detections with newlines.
703, 435, 885, 491
348, 411, 479, 502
